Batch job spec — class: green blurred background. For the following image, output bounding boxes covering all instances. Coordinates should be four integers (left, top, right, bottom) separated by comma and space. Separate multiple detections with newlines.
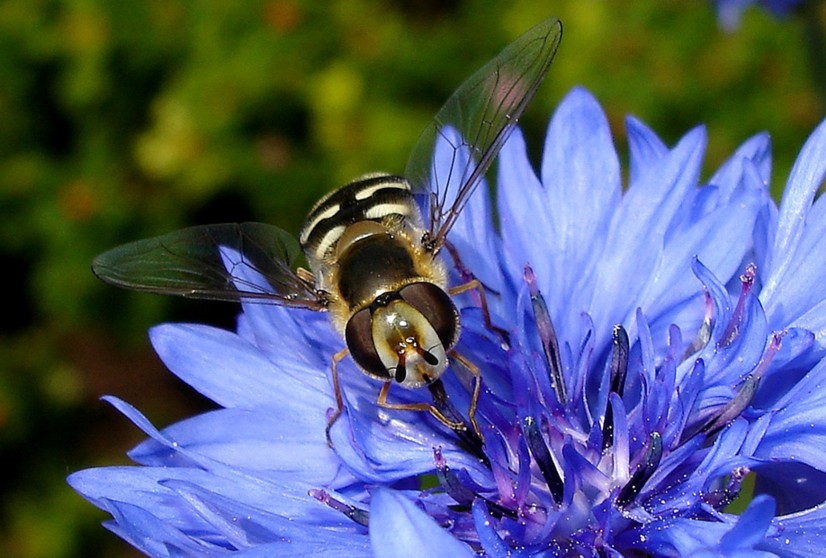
1, 1, 823, 556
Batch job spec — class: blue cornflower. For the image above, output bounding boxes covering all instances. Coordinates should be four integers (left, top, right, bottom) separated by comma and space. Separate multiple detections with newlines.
714, 0, 807, 29
70, 87, 826, 556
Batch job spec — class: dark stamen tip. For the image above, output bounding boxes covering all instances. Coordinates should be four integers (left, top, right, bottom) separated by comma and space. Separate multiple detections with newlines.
524, 264, 567, 404
433, 448, 516, 519
602, 326, 630, 451
602, 398, 616, 453
610, 325, 629, 397
523, 416, 564, 505
701, 375, 759, 436
616, 432, 662, 508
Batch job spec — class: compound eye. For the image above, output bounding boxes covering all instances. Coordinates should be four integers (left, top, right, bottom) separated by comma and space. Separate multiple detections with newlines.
345, 307, 389, 380
398, 282, 459, 350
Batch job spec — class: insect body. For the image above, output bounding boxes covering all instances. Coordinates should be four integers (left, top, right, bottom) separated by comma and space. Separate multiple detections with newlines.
300, 173, 454, 387
299, 173, 469, 436
92, 18, 563, 444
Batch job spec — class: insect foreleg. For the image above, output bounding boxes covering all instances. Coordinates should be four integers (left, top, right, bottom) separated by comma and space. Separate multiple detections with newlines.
376, 382, 466, 431
448, 350, 482, 439
325, 347, 349, 448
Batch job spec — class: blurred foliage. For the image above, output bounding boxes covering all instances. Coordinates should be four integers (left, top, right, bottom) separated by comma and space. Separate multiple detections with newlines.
0, 0, 823, 556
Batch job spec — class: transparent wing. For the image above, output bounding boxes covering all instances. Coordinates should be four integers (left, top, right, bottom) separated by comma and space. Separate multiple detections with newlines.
405, 18, 562, 251
92, 223, 326, 310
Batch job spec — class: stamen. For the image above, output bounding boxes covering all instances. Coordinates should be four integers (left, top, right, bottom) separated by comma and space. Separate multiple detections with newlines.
705, 466, 750, 509
433, 448, 516, 519
700, 375, 759, 437
602, 326, 629, 452
433, 447, 476, 505
602, 399, 617, 454
524, 265, 567, 404
309, 488, 370, 526
718, 264, 757, 349
428, 380, 487, 463
684, 290, 713, 359
752, 331, 784, 382
700, 331, 783, 437
523, 415, 564, 505
616, 431, 662, 508
609, 325, 630, 397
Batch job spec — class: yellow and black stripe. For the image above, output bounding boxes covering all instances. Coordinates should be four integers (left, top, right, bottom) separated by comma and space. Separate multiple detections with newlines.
299, 173, 420, 264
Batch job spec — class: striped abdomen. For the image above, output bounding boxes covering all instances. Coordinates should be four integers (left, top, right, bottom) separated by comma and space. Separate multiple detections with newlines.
298, 173, 447, 318
299, 173, 421, 265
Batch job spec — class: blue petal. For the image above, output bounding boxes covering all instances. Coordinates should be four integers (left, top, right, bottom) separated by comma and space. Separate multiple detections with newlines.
369, 488, 474, 558
160, 479, 370, 553
128, 407, 345, 486
330, 398, 485, 484
637, 495, 776, 557
539, 87, 621, 305
102, 396, 213, 469
760, 160, 826, 348
761, 118, 826, 314
641, 159, 767, 331
149, 323, 333, 412
237, 304, 335, 372
497, 126, 553, 307
651, 419, 755, 513
755, 357, 826, 474
720, 494, 776, 552
761, 498, 826, 556
690, 259, 769, 387
231, 538, 371, 558
76, 398, 363, 524
101, 499, 221, 557
68, 464, 344, 528
471, 499, 532, 558
626, 116, 668, 187
586, 126, 708, 347
69, 467, 369, 556
427, 123, 505, 297
446, 140, 504, 299
754, 461, 826, 515
498, 87, 620, 342
707, 132, 772, 199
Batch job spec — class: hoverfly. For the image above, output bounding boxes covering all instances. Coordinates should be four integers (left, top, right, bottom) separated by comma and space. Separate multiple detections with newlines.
93, 18, 562, 445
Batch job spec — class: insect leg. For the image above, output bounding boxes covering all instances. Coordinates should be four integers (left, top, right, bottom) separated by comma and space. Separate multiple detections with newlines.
296, 266, 315, 284
325, 347, 349, 448
376, 382, 466, 431
449, 278, 509, 343
443, 239, 509, 342
448, 350, 482, 438
443, 239, 476, 285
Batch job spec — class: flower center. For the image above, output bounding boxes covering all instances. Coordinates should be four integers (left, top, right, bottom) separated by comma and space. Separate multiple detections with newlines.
313, 261, 787, 554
